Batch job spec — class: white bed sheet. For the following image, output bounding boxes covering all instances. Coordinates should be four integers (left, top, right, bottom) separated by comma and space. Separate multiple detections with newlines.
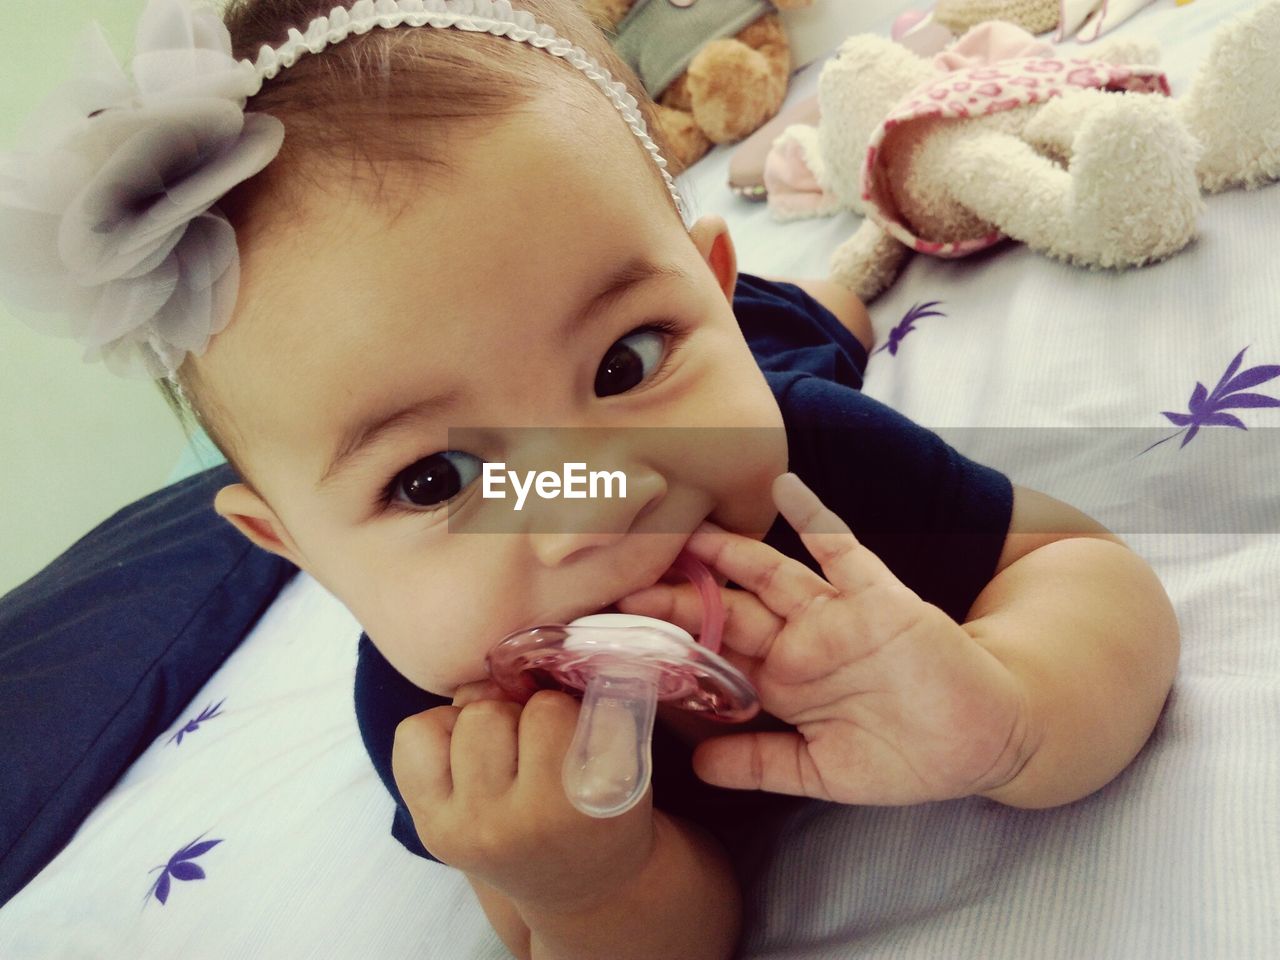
4, 1, 1279, 956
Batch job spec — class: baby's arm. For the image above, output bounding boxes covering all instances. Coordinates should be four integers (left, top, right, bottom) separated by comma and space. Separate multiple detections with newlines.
961, 486, 1180, 808
765, 275, 875, 355
392, 692, 740, 960
621, 475, 1179, 810
467, 812, 739, 960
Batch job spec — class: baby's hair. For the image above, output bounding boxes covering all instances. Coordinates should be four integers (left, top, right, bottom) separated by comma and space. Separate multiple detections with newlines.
160, 0, 677, 482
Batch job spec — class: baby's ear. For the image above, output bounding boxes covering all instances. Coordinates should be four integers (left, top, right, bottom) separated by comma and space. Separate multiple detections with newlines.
688, 214, 738, 302
214, 483, 304, 567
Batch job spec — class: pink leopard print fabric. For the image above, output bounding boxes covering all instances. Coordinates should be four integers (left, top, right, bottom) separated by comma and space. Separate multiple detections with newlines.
861, 58, 1172, 257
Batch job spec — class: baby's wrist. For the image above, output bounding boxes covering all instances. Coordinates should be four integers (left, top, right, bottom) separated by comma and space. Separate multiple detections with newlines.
970, 664, 1041, 805
513, 813, 692, 940
967, 665, 1059, 808
510, 811, 663, 921
974, 708, 1037, 805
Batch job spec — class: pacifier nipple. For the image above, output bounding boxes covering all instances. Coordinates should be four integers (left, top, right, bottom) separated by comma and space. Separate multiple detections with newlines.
559, 615, 679, 818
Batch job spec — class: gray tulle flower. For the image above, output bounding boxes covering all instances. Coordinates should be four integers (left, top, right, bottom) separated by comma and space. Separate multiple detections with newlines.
0, 0, 283, 378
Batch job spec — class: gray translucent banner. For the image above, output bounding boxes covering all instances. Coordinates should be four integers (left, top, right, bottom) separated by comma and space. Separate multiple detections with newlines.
445, 427, 1280, 534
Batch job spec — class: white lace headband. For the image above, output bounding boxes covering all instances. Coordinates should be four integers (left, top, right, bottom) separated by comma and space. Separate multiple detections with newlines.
0, 0, 686, 380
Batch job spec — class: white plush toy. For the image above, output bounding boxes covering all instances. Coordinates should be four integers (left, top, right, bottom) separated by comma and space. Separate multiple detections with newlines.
766, 1, 1280, 301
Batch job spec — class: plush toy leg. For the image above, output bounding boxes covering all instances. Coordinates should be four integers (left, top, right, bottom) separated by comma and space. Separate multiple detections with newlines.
948, 130, 1075, 257
1022, 89, 1112, 165
830, 219, 909, 303
1179, 0, 1280, 193
950, 97, 1201, 269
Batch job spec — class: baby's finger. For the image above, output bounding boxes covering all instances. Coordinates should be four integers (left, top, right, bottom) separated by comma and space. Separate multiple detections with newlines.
392, 705, 460, 809
692, 731, 832, 801
451, 679, 510, 708
516, 690, 581, 794
616, 582, 699, 631
773, 473, 888, 597
684, 520, 836, 622
450, 699, 521, 798
617, 582, 780, 658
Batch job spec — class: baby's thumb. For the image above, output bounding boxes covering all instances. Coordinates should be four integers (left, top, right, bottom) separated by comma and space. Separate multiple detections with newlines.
616, 582, 702, 634
693, 732, 830, 801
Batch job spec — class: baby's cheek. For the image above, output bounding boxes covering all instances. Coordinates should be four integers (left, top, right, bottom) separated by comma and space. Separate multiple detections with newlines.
721, 403, 787, 534
352, 589, 455, 691
728, 389, 787, 477
711, 335, 785, 429
390, 614, 490, 694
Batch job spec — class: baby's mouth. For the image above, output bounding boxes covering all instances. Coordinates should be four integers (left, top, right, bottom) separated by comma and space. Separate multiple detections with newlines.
581, 552, 689, 619
576, 549, 726, 654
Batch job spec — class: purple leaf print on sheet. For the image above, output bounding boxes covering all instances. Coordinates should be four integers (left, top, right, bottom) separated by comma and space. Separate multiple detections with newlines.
145, 835, 223, 906
167, 698, 226, 746
1142, 347, 1280, 454
871, 301, 945, 357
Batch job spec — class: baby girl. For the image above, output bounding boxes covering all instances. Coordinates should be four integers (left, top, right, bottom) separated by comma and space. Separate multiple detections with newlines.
0, 1, 1179, 958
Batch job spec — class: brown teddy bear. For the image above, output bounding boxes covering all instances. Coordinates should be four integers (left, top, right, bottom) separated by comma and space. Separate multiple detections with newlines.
581, 0, 814, 173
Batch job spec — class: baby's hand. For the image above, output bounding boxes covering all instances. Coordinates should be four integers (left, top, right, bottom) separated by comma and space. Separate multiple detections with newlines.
391, 690, 656, 913
621, 474, 1029, 806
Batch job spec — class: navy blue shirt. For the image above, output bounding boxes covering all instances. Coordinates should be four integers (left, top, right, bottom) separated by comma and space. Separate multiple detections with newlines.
354, 274, 1014, 863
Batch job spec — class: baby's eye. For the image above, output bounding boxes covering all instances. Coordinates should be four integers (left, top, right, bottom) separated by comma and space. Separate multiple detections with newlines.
389, 451, 483, 509
595, 328, 666, 397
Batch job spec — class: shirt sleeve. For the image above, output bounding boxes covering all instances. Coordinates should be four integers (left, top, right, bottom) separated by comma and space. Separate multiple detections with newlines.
763, 372, 1014, 624
733, 272, 869, 391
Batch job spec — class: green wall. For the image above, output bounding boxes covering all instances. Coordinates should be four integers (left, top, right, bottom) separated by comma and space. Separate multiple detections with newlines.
0, 0, 188, 596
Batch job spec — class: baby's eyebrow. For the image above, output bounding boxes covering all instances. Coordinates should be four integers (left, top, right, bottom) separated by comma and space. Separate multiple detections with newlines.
564, 257, 689, 339
319, 391, 461, 489
318, 259, 686, 489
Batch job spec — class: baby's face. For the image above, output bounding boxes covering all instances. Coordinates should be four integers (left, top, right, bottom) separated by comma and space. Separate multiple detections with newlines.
201, 92, 785, 696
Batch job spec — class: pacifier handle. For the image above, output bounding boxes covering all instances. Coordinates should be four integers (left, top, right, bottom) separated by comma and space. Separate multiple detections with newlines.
670, 550, 725, 654
561, 664, 659, 818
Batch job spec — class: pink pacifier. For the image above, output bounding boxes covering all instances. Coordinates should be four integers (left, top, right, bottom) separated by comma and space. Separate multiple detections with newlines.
487, 551, 759, 818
